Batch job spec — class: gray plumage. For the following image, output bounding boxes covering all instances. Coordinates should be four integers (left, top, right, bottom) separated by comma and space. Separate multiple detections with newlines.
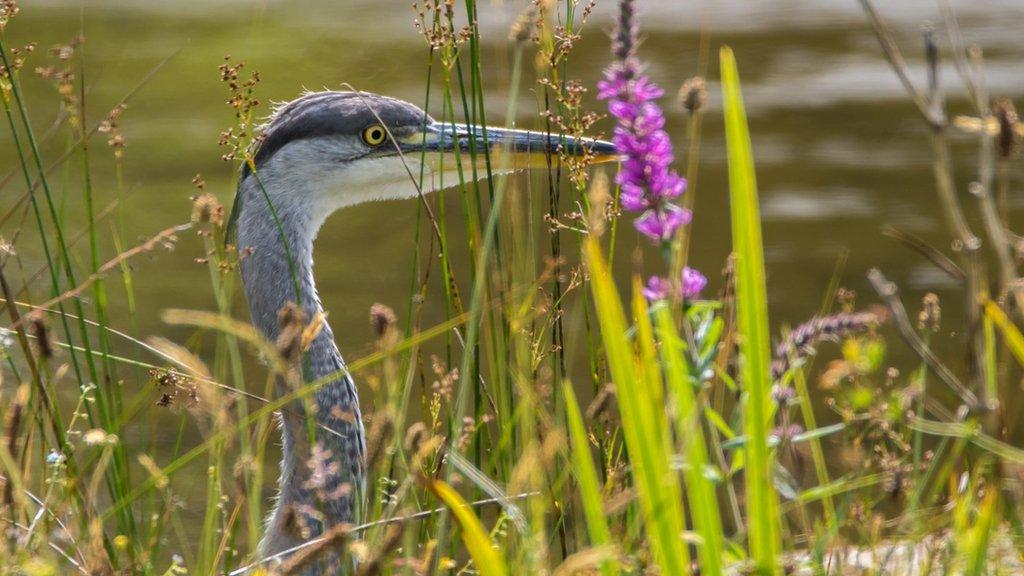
237, 92, 431, 570
242, 92, 431, 179
233, 90, 614, 573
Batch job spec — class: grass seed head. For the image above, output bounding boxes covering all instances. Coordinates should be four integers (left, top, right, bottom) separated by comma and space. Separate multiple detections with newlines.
191, 192, 224, 228
0, 1, 18, 30
918, 293, 941, 332
277, 522, 352, 575
509, 5, 536, 44
276, 302, 308, 364
994, 97, 1019, 159
2, 385, 27, 509
29, 311, 52, 359
366, 409, 396, 470
150, 368, 198, 410
369, 303, 398, 346
356, 519, 406, 576
403, 421, 429, 454
678, 76, 707, 113
98, 103, 128, 158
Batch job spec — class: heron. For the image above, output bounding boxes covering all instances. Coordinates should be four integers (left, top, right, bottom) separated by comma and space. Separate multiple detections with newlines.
230, 90, 614, 570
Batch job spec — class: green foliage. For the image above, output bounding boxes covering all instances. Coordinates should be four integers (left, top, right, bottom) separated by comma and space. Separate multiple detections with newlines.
427, 478, 508, 576
720, 45, 782, 574
654, 306, 725, 576
563, 382, 618, 576
1, 2, 1021, 575
584, 238, 690, 575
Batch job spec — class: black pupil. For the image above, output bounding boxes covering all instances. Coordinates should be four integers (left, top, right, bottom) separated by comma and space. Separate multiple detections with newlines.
369, 128, 382, 142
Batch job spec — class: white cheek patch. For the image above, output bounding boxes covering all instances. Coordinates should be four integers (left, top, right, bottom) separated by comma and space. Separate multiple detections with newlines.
259, 139, 522, 219
317, 153, 511, 209
328, 156, 426, 206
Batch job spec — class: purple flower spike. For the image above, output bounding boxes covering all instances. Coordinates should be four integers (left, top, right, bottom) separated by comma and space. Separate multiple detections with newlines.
620, 183, 648, 211
643, 276, 673, 301
643, 267, 708, 302
596, 76, 625, 100
682, 266, 707, 298
598, 3, 690, 250
603, 0, 706, 304
635, 205, 690, 242
631, 77, 665, 102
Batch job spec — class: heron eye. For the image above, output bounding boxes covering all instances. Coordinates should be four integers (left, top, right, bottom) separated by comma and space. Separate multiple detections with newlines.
361, 124, 387, 146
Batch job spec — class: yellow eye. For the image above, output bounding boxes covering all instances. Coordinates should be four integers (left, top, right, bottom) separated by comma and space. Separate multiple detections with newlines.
361, 124, 387, 146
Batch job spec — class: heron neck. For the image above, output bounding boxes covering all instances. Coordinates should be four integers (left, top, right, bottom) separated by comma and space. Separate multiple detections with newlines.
235, 177, 365, 549
235, 178, 362, 409
235, 182, 320, 337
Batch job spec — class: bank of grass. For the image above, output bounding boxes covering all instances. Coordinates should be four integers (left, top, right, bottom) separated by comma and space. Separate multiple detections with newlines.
0, 0, 1022, 574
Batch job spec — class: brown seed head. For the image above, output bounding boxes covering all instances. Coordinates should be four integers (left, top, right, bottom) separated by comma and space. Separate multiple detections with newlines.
278, 522, 352, 574
836, 287, 857, 312
918, 292, 941, 333
0, 1, 19, 31
403, 422, 429, 454
149, 368, 198, 410
276, 303, 308, 363
369, 303, 398, 340
994, 97, 1019, 159
508, 5, 536, 45
190, 192, 224, 228
29, 311, 52, 359
678, 76, 707, 114
356, 518, 406, 576
2, 385, 27, 507
365, 410, 396, 470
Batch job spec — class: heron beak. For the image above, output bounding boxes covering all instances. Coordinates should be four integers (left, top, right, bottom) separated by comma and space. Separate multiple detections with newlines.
398, 122, 619, 168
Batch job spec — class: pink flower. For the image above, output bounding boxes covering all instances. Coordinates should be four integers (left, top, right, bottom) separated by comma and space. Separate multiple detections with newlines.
635, 205, 691, 242
643, 267, 708, 302
602, 0, 706, 302
597, 9, 690, 246
682, 266, 708, 298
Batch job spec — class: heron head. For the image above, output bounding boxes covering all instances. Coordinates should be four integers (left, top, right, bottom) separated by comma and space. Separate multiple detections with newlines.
229, 90, 616, 237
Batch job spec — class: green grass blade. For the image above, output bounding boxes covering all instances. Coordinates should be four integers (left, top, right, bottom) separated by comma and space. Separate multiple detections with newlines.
427, 478, 508, 576
965, 488, 998, 575
720, 45, 782, 574
630, 280, 692, 572
654, 307, 725, 576
984, 299, 1024, 368
583, 238, 688, 575
563, 382, 618, 576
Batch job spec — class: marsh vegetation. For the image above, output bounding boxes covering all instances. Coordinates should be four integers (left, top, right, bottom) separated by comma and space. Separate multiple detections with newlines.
0, 0, 1023, 574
